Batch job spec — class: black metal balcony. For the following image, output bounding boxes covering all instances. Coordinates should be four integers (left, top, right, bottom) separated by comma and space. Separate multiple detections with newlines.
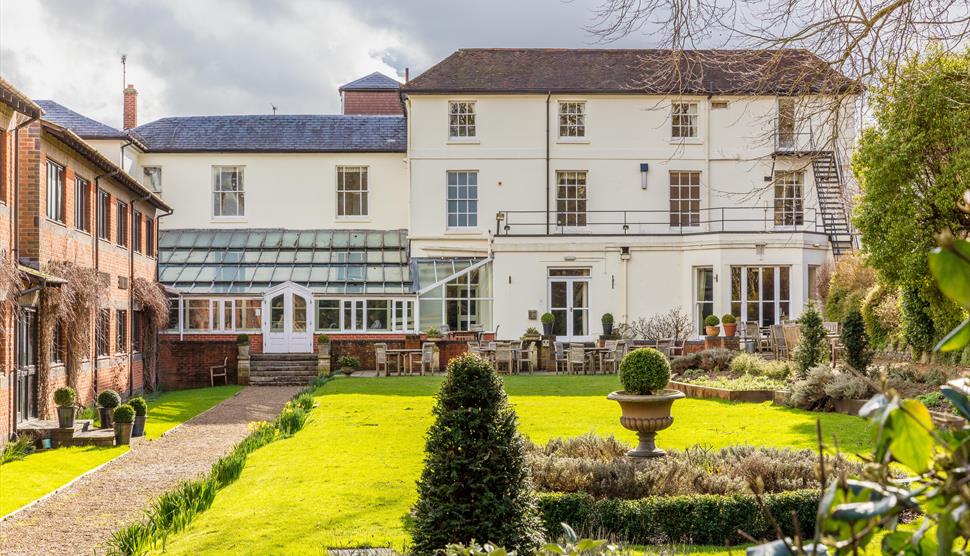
494, 207, 828, 237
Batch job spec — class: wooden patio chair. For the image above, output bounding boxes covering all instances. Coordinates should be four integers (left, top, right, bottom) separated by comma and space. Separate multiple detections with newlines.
770, 325, 788, 359
782, 325, 802, 358
375, 343, 397, 377
210, 357, 229, 386
513, 344, 533, 374
566, 343, 587, 375
408, 343, 435, 376
553, 342, 568, 374
601, 340, 621, 374
823, 321, 840, 335
493, 343, 514, 374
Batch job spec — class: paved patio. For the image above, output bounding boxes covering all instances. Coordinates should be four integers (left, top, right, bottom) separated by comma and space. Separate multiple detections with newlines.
0, 386, 299, 556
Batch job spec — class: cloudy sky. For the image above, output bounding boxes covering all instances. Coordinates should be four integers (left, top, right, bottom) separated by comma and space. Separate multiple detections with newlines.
0, 0, 667, 128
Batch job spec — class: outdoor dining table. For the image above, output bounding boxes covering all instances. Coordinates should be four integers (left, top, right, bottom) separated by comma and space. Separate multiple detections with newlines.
385, 348, 423, 375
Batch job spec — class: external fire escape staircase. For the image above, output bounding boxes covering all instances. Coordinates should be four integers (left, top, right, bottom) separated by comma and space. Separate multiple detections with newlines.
774, 122, 858, 258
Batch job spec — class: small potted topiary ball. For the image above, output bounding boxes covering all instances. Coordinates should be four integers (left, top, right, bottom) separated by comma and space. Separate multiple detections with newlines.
721, 314, 737, 337
606, 348, 685, 458
97, 389, 121, 428
112, 404, 135, 445
541, 312, 555, 336
128, 396, 148, 437
704, 314, 721, 337
601, 313, 614, 336
53, 386, 77, 429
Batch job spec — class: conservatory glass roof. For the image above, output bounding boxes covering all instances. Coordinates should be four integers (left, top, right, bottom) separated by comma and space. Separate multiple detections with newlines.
410, 257, 487, 292
158, 229, 411, 294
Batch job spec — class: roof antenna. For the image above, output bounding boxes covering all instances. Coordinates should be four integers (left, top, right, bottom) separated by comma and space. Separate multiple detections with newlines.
271, 104, 278, 115
121, 54, 127, 91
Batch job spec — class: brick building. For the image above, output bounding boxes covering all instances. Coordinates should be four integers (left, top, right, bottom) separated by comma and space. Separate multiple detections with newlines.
0, 76, 171, 442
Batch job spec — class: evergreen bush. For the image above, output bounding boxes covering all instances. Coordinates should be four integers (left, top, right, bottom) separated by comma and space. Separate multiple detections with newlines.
53, 386, 76, 408
411, 353, 542, 555
618, 348, 671, 395
793, 301, 828, 377
97, 389, 121, 409
128, 396, 148, 416
113, 404, 135, 424
841, 309, 873, 374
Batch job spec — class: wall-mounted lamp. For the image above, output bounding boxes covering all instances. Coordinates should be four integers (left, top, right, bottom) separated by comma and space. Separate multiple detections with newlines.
640, 163, 650, 190
564, 255, 577, 261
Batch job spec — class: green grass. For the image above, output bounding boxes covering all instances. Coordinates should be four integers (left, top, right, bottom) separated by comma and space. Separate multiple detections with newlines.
0, 385, 242, 517
159, 376, 873, 555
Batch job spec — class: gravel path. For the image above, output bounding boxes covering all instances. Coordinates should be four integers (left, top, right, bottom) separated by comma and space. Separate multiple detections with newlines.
0, 386, 299, 556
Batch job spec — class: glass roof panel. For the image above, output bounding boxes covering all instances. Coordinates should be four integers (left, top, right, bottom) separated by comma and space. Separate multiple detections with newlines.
296, 232, 316, 248
281, 232, 299, 248
348, 232, 365, 248
177, 266, 202, 283
245, 232, 264, 248
158, 267, 180, 282
331, 231, 349, 248
271, 267, 293, 282
264, 231, 282, 248
258, 251, 278, 264
185, 251, 207, 263
383, 231, 402, 247
193, 232, 215, 248
228, 231, 249, 248
252, 267, 274, 282
384, 266, 403, 281
158, 231, 178, 248
366, 232, 383, 248
175, 231, 197, 248
315, 231, 333, 248
276, 251, 296, 264
366, 266, 384, 282
291, 267, 310, 283
295, 251, 313, 263
211, 233, 231, 248
312, 251, 331, 263
309, 267, 329, 282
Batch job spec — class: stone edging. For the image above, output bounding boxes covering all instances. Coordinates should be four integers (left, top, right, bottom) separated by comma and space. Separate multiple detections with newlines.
0, 389, 245, 523
668, 380, 779, 403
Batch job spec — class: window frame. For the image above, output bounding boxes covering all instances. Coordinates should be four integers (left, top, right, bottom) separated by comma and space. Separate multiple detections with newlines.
46, 160, 65, 222
96, 310, 110, 357
558, 101, 586, 139
446, 170, 479, 229
143, 166, 162, 193
74, 177, 90, 232
773, 170, 804, 227
670, 102, 699, 140
212, 165, 246, 219
116, 309, 128, 353
145, 217, 155, 257
693, 267, 715, 336
730, 266, 792, 327
97, 189, 111, 241
50, 322, 64, 364
669, 170, 701, 228
555, 170, 588, 229
116, 200, 128, 247
336, 166, 369, 218
132, 210, 142, 253
448, 101, 477, 139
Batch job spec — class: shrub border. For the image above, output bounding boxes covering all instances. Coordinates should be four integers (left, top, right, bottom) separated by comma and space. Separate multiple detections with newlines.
537, 489, 819, 546
107, 377, 330, 555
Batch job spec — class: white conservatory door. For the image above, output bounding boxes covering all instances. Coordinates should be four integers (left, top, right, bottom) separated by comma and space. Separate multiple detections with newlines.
262, 282, 314, 353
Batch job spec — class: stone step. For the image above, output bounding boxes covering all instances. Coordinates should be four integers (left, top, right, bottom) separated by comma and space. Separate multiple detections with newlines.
251, 361, 320, 368
251, 353, 317, 361
250, 371, 319, 378
249, 376, 315, 386
250, 365, 319, 372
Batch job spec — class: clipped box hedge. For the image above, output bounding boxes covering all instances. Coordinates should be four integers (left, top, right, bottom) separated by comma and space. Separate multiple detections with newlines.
537, 489, 818, 545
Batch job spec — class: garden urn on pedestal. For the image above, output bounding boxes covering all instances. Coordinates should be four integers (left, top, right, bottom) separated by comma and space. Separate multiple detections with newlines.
236, 334, 251, 384
112, 404, 135, 445
607, 348, 684, 458
97, 389, 121, 428
317, 335, 332, 376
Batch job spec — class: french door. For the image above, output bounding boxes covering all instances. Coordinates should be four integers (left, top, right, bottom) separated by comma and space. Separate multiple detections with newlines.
548, 269, 590, 341
15, 308, 38, 423
262, 283, 314, 353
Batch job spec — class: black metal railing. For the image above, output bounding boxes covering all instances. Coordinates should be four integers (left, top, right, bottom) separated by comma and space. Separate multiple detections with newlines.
773, 119, 820, 153
494, 206, 827, 236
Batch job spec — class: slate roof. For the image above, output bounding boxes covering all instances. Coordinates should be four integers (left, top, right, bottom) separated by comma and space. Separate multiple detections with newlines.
402, 49, 861, 95
36, 100, 126, 139
132, 115, 406, 153
340, 72, 401, 91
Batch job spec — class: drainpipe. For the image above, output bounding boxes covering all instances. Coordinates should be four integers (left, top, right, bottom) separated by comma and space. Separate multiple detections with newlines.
545, 92, 551, 235
620, 249, 630, 324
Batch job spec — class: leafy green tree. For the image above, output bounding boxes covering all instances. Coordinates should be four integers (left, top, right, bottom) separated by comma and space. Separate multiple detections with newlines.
411, 354, 542, 555
853, 47, 970, 344
794, 301, 828, 378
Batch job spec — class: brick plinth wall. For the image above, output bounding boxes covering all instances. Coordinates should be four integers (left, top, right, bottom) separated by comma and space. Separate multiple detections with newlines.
159, 336, 238, 389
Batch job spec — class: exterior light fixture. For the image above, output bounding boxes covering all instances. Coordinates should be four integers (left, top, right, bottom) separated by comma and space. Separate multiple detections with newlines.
640, 163, 649, 189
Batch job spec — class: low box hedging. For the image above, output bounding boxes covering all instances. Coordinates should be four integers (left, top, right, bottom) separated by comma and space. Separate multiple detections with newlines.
536, 489, 818, 545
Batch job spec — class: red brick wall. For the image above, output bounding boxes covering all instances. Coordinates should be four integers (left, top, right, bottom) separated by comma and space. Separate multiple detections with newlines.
159, 335, 238, 389
342, 91, 402, 115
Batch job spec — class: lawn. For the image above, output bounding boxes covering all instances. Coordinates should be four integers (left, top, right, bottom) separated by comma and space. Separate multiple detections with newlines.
159, 376, 873, 555
0, 385, 242, 517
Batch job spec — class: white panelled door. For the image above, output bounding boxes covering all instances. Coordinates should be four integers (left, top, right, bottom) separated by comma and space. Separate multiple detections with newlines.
262, 282, 315, 353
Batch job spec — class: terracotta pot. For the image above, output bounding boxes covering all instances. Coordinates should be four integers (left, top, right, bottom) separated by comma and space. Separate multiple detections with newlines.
705, 326, 720, 337
132, 415, 147, 437
98, 407, 114, 428
114, 422, 133, 445
607, 389, 685, 457
722, 323, 737, 337
56, 406, 75, 429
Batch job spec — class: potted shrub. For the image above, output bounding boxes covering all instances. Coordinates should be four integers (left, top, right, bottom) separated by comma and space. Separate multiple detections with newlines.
606, 348, 685, 458
236, 333, 250, 358
337, 355, 360, 376
425, 327, 442, 342
601, 313, 614, 336
97, 389, 121, 428
128, 396, 148, 437
53, 386, 77, 429
112, 404, 135, 445
721, 314, 737, 337
704, 314, 721, 337
521, 327, 541, 341
541, 312, 555, 336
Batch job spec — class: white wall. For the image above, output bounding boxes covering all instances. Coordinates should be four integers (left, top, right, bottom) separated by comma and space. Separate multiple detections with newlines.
134, 152, 409, 230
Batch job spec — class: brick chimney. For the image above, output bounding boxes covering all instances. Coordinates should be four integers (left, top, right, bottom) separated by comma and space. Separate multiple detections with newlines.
123, 84, 138, 129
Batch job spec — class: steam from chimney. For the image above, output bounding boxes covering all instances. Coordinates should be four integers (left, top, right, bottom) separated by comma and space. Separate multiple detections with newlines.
123, 84, 138, 129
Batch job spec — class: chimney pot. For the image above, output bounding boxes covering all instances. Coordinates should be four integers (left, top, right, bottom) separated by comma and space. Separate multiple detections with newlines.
123, 84, 138, 129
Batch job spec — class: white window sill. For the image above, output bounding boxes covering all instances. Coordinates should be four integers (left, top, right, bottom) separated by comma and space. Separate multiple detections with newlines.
444, 228, 482, 235
669, 138, 703, 145
557, 137, 590, 144
336, 216, 371, 223
447, 138, 480, 145
210, 217, 247, 224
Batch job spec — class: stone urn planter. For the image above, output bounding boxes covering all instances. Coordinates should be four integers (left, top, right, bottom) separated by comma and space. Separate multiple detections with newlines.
609, 347, 683, 458
607, 389, 685, 457
53, 386, 77, 429
113, 404, 135, 446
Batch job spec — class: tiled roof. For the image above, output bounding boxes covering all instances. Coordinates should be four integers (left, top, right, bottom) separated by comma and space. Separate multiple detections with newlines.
402, 49, 861, 95
133, 115, 406, 153
35, 100, 126, 139
340, 72, 401, 91
0, 77, 43, 119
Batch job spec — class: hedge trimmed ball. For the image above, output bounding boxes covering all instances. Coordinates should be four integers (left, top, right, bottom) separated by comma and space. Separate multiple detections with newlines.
618, 348, 671, 395
97, 389, 121, 409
